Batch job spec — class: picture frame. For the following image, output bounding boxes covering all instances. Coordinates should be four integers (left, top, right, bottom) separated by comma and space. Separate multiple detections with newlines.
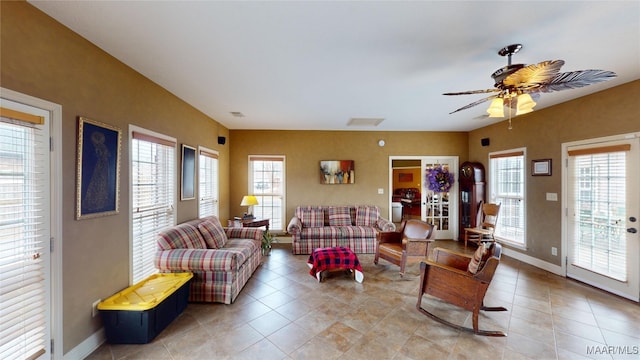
181, 144, 196, 200
531, 158, 552, 176
398, 173, 413, 182
76, 117, 122, 220
320, 160, 355, 184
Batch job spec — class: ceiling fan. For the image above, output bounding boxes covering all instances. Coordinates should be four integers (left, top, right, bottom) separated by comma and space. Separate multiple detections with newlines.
444, 44, 617, 125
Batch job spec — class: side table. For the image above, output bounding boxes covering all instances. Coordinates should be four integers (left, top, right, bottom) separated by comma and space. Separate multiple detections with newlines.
243, 218, 269, 231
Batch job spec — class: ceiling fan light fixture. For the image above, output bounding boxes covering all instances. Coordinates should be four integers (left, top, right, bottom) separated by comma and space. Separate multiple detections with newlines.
487, 98, 504, 118
515, 93, 536, 115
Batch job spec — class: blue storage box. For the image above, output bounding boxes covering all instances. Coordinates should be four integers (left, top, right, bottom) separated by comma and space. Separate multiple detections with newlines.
97, 272, 192, 344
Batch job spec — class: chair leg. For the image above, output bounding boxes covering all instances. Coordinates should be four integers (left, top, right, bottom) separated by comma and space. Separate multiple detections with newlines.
464, 230, 468, 247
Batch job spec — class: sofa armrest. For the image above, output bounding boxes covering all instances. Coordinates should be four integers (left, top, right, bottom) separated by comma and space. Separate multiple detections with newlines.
225, 227, 263, 241
155, 248, 241, 272
287, 216, 302, 234
376, 217, 396, 232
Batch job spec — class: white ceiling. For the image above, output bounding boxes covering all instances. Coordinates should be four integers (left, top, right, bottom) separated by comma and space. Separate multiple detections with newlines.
30, 1, 640, 131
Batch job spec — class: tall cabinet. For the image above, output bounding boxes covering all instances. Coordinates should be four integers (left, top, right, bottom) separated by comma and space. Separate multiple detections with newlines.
458, 162, 485, 240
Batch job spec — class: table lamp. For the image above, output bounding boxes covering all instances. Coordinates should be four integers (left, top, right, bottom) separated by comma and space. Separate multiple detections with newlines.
240, 195, 259, 219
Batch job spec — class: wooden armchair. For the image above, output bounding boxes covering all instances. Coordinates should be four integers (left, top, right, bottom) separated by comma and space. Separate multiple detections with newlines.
416, 242, 507, 336
464, 202, 501, 247
374, 219, 435, 277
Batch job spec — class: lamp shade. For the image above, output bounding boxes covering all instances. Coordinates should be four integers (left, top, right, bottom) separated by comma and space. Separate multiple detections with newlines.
515, 93, 536, 115
487, 98, 504, 118
240, 195, 259, 206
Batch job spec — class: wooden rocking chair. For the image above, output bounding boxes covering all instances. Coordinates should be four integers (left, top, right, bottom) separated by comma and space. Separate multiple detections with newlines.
416, 242, 507, 336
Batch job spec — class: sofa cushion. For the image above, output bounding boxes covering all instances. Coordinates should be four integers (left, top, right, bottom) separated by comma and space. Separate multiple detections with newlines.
328, 206, 352, 226
341, 226, 378, 239
355, 206, 379, 226
199, 217, 228, 249
300, 208, 325, 228
299, 226, 344, 240
157, 223, 207, 250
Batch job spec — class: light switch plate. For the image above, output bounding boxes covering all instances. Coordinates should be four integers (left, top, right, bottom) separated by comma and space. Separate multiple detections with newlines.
546, 192, 558, 201
377, 188, 384, 195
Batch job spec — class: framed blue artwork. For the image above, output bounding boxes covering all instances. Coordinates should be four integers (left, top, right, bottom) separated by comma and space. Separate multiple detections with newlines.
76, 117, 122, 219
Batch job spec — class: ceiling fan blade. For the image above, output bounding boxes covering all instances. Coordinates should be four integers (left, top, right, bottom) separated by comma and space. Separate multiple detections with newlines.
537, 69, 617, 93
502, 60, 565, 88
448, 94, 500, 114
443, 88, 500, 96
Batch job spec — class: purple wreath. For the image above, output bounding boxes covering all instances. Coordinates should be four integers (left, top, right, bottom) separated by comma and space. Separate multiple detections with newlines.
426, 165, 455, 193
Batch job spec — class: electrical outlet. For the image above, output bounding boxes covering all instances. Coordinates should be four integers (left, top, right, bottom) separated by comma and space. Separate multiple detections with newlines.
551, 247, 558, 256
377, 188, 384, 194
92, 299, 101, 317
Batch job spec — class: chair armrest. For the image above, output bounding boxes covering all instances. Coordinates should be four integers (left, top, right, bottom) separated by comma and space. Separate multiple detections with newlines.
377, 231, 402, 244
287, 216, 302, 234
421, 259, 471, 278
431, 247, 471, 271
376, 217, 396, 232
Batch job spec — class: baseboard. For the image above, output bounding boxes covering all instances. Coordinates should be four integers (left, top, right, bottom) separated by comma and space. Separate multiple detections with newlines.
502, 247, 564, 276
274, 235, 292, 244
64, 328, 105, 360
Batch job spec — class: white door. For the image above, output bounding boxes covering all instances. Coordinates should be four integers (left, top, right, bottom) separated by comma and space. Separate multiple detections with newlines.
565, 135, 640, 302
0, 97, 52, 358
422, 157, 458, 239
388, 156, 459, 239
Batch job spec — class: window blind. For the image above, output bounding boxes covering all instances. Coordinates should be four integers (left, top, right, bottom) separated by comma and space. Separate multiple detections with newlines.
131, 130, 176, 284
199, 148, 218, 217
569, 150, 627, 281
489, 151, 525, 246
0, 116, 48, 360
249, 156, 285, 231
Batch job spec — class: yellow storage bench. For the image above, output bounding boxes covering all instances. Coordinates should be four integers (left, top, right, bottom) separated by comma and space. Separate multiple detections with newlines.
97, 272, 193, 344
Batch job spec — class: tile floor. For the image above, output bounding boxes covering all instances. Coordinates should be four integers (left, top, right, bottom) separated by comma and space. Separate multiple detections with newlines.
87, 241, 640, 360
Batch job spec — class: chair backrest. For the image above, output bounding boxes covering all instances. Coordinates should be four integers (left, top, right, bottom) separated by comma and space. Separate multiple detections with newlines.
401, 219, 435, 240
480, 203, 501, 231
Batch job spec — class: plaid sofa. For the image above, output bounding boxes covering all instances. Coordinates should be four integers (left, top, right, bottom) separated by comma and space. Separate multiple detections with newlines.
154, 216, 262, 304
287, 206, 395, 255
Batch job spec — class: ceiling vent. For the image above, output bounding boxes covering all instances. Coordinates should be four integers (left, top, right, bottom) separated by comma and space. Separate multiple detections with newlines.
347, 118, 384, 127
230, 111, 245, 117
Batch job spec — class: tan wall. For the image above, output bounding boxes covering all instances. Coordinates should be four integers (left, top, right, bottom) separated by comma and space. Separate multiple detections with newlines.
228, 130, 468, 225
392, 167, 422, 193
1, 2, 230, 353
469, 80, 640, 265
3, 0, 639, 355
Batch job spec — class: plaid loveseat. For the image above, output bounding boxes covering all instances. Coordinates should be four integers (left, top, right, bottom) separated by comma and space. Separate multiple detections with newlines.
154, 216, 262, 304
287, 205, 395, 255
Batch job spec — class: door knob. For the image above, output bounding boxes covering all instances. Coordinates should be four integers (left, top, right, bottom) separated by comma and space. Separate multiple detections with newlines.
627, 228, 637, 234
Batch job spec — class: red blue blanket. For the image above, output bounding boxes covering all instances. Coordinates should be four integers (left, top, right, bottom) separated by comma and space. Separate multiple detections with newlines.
307, 246, 363, 278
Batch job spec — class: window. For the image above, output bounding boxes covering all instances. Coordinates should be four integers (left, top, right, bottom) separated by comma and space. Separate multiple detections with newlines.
199, 147, 219, 217
489, 149, 526, 247
0, 108, 49, 360
130, 127, 176, 284
249, 156, 285, 231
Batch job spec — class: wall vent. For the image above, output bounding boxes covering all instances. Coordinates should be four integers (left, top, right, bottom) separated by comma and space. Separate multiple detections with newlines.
347, 117, 384, 127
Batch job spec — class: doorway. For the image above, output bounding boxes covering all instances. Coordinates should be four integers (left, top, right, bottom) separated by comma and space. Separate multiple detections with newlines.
389, 156, 458, 239
563, 133, 640, 302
